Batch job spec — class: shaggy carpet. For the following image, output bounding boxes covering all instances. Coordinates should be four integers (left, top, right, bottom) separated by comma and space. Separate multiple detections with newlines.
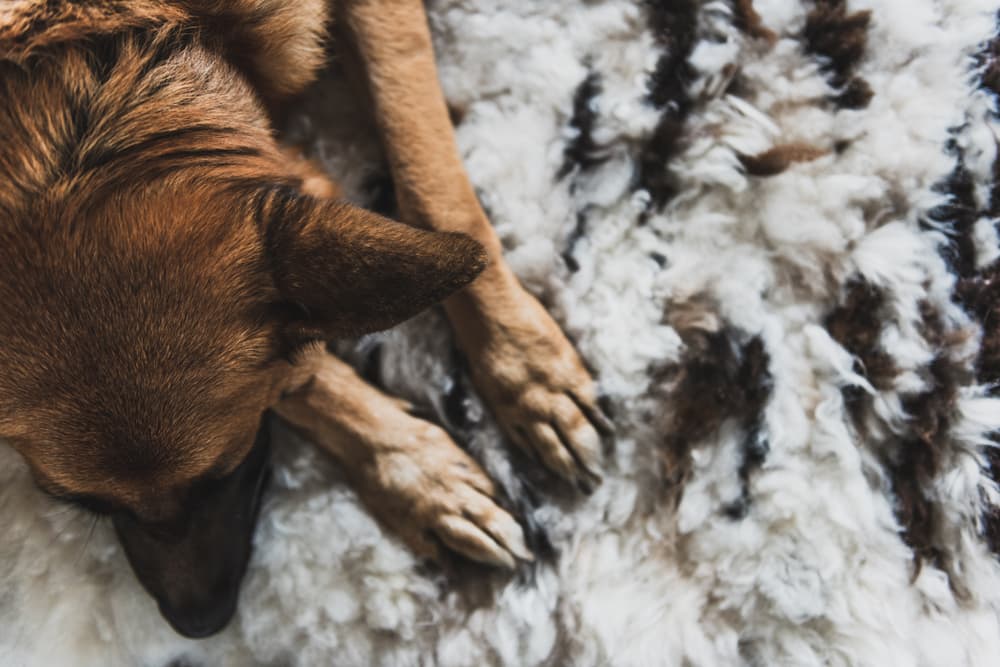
3, 0, 1000, 665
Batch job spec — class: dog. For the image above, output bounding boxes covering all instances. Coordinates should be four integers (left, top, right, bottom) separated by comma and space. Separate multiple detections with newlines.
0, 0, 610, 638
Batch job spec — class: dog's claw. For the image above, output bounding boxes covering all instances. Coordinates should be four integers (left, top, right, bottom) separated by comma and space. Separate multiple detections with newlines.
473, 503, 534, 563
450, 487, 534, 567
437, 514, 517, 570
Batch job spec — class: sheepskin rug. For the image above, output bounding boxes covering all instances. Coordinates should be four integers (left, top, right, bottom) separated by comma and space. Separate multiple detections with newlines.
4, 0, 1000, 665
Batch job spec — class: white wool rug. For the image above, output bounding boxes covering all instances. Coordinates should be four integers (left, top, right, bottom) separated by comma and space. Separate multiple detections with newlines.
4, 1, 1000, 665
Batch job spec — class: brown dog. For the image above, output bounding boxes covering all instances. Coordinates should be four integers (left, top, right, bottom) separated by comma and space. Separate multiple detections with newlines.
0, 0, 609, 638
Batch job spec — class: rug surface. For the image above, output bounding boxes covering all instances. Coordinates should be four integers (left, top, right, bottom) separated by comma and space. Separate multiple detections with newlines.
3, 1, 1000, 665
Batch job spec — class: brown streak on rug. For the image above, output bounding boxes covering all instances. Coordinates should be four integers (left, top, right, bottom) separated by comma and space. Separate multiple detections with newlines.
732, 0, 777, 43
738, 142, 828, 176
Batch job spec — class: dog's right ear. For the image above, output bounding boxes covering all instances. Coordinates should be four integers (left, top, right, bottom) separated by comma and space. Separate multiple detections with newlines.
259, 188, 488, 341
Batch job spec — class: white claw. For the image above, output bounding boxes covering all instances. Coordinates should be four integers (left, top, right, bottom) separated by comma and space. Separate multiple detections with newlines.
491, 513, 534, 562
437, 515, 517, 570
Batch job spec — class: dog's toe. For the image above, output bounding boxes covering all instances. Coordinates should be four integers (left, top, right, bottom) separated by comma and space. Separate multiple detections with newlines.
435, 514, 518, 570
423, 471, 533, 569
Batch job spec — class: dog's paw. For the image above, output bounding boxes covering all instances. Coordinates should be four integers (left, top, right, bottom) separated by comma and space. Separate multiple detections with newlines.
274, 351, 533, 569
452, 280, 612, 493
352, 418, 533, 569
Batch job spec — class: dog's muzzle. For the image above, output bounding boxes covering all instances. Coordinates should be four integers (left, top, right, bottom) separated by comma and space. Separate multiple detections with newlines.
113, 413, 273, 639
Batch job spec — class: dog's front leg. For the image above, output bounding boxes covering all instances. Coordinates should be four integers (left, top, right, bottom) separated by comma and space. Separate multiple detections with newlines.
340, 0, 612, 493
274, 345, 532, 568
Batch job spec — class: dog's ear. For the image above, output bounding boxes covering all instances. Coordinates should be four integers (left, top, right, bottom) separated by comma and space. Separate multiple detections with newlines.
261, 189, 488, 340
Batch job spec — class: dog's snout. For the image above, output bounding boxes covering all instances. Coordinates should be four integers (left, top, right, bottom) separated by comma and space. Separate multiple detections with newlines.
111, 414, 274, 638
159, 595, 237, 638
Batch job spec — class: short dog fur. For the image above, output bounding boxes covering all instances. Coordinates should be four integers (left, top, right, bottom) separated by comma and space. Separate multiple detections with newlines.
0, 0, 609, 638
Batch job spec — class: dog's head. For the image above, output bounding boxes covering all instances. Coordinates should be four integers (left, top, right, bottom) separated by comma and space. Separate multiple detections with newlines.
0, 28, 487, 636
0, 14, 485, 637
0, 172, 486, 636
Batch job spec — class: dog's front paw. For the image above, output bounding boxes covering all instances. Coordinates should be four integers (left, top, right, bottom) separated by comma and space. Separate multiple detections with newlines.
274, 351, 533, 569
352, 418, 534, 569
450, 276, 612, 493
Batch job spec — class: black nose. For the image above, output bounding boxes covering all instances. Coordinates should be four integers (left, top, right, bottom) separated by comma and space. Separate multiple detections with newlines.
159, 597, 237, 639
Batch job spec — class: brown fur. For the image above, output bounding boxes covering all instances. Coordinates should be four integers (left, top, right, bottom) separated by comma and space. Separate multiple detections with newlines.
0, 6, 485, 516
1, 0, 606, 635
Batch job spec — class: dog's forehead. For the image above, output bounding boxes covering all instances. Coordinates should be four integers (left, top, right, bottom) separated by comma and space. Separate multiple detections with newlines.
25, 405, 259, 502
17, 356, 269, 468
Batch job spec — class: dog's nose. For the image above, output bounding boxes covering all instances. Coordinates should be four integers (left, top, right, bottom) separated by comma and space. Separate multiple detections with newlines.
158, 597, 237, 639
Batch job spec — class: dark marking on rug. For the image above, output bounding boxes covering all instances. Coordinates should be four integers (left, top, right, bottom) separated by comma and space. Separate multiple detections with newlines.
978, 11, 1000, 99
826, 279, 977, 573
824, 279, 898, 426
447, 101, 467, 127
924, 20, 1000, 560
644, 0, 699, 109
923, 160, 978, 279
737, 142, 828, 176
562, 208, 590, 273
984, 448, 1000, 556
894, 304, 973, 573
731, 0, 777, 43
802, 1, 874, 110
558, 71, 607, 180
722, 337, 772, 520
833, 139, 852, 154
724, 69, 753, 99
358, 338, 385, 391
957, 22, 1000, 382
973, 18, 1000, 563
958, 270, 1000, 387
653, 300, 773, 515
635, 0, 700, 218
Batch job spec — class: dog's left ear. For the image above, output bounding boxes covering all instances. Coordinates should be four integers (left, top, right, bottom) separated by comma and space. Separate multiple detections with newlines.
262, 190, 488, 340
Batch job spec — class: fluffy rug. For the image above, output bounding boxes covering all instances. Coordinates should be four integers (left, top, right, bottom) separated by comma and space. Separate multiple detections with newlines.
4, 0, 1000, 665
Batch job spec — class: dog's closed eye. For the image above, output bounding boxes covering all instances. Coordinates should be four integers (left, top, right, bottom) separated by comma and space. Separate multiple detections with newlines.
63, 494, 117, 516
37, 484, 117, 516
